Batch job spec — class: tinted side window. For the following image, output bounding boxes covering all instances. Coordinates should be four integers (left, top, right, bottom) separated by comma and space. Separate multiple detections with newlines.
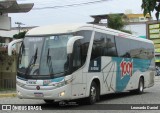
75, 30, 92, 65
115, 36, 154, 59
129, 40, 154, 59
104, 34, 117, 57
115, 36, 131, 58
72, 40, 82, 71
91, 32, 117, 60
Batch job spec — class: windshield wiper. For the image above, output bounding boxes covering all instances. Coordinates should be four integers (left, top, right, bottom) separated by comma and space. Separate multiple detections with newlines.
25, 48, 38, 77
46, 48, 54, 76
33, 48, 38, 64
19, 42, 24, 64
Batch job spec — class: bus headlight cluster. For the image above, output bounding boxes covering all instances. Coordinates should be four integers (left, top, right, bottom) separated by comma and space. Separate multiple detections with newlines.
17, 81, 25, 87
53, 78, 73, 87
54, 81, 65, 87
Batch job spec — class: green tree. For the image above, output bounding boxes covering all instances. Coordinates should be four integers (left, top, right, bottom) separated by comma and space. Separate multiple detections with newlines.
13, 31, 26, 39
141, 0, 160, 20
107, 14, 125, 30
107, 14, 132, 34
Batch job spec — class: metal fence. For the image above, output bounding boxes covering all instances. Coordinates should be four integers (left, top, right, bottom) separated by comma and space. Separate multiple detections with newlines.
0, 78, 16, 90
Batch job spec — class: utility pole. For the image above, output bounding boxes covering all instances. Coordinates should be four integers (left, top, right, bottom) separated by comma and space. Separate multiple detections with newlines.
15, 22, 25, 33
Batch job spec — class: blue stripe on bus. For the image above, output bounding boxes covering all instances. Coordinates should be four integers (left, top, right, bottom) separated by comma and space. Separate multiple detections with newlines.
43, 77, 64, 86
17, 76, 64, 86
50, 77, 64, 82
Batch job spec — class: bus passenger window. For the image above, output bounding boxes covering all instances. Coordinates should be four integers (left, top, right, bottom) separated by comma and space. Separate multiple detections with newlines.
91, 32, 117, 61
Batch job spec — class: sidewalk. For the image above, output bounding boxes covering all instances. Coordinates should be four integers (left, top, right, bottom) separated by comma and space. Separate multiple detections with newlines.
0, 90, 17, 98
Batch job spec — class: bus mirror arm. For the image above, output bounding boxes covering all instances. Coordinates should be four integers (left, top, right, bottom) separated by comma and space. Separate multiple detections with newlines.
67, 36, 84, 54
8, 39, 23, 56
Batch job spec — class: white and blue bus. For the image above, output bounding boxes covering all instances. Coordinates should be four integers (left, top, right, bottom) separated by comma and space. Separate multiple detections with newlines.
8, 24, 155, 104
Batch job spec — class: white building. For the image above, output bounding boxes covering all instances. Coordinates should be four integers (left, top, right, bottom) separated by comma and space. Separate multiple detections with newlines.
124, 14, 152, 39
0, 0, 34, 48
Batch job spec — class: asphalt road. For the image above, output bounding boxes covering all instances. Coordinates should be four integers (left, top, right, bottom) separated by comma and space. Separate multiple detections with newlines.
0, 76, 160, 113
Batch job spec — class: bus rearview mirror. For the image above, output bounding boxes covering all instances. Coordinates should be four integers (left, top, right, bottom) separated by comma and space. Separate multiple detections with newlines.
8, 39, 23, 56
67, 36, 84, 54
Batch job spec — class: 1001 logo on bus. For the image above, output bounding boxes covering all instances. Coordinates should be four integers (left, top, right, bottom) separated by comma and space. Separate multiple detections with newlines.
120, 59, 133, 79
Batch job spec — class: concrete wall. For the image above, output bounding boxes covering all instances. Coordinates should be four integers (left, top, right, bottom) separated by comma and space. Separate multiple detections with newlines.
0, 15, 11, 30
0, 53, 17, 89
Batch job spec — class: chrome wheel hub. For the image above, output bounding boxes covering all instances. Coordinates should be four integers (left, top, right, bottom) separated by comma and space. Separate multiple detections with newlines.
91, 86, 96, 101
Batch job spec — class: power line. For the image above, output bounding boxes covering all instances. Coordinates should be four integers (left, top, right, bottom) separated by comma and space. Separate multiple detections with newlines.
33, 0, 110, 10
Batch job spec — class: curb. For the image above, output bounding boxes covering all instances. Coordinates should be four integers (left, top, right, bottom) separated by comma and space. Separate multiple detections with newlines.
0, 93, 17, 98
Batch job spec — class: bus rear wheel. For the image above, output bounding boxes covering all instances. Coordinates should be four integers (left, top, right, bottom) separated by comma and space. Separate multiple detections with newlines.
87, 81, 98, 105
136, 77, 144, 94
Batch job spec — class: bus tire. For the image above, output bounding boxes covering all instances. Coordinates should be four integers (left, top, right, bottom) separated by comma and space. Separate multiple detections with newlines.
43, 100, 54, 104
136, 77, 144, 94
87, 81, 98, 105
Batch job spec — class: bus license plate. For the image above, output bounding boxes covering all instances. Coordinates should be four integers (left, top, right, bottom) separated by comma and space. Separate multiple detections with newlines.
34, 92, 44, 97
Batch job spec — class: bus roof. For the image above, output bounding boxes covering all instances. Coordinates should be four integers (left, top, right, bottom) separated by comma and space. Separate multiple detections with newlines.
26, 23, 153, 44
26, 23, 88, 36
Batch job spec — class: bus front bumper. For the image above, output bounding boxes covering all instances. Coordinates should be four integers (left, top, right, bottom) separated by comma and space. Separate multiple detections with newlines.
16, 84, 72, 101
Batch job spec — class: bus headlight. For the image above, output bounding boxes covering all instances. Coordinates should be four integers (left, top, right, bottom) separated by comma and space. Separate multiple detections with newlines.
17, 81, 25, 87
55, 81, 65, 87
65, 78, 73, 84
53, 78, 73, 87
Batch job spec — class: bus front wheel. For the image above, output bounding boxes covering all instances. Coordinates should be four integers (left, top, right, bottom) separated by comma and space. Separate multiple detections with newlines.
87, 81, 98, 105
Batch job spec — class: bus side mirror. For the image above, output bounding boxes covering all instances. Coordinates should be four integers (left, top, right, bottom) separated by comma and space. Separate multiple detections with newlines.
8, 39, 23, 56
67, 36, 84, 54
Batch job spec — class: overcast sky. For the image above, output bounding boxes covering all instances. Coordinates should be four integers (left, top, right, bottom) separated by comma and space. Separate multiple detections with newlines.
9, 0, 146, 27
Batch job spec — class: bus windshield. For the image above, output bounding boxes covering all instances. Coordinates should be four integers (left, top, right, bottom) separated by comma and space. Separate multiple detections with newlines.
18, 34, 73, 79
